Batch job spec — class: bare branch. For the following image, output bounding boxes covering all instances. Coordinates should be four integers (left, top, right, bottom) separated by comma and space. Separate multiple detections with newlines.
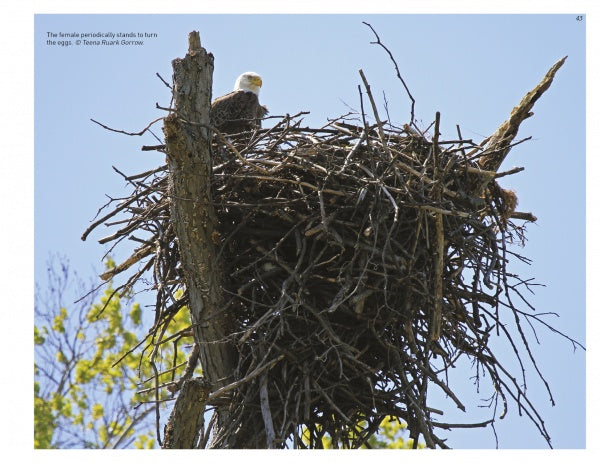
363, 21, 416, 125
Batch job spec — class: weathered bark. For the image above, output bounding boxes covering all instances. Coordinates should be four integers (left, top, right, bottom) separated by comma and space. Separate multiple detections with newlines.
163, 378, 210, 448
162, 31, 237, 448
474, 56, 567, 194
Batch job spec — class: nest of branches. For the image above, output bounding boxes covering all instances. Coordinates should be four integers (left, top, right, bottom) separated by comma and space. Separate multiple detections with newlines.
82, 32, 577, 448
86, 108, 558, 448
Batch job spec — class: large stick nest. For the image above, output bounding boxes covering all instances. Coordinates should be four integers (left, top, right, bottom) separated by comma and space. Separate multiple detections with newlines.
83, 45, 580, 447
208, 118, 539, 449
85, 109, 567, 448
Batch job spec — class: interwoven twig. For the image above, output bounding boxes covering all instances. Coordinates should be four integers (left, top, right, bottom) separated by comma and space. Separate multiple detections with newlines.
82, 108, 582, 448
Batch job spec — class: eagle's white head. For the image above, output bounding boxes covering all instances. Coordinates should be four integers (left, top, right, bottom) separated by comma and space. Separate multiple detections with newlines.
234, 72, 263, 96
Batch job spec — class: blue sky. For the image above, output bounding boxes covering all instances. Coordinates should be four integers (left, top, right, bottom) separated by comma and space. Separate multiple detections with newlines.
31, 13, 586, 449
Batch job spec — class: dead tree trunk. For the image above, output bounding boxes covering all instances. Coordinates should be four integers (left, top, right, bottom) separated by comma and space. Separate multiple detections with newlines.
161, 31, 237, 449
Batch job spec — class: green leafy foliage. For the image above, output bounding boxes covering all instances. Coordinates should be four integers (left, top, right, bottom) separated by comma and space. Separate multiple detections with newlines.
34, 381, 55, 449
301, 415, 419, 449
34, 256, 193, 449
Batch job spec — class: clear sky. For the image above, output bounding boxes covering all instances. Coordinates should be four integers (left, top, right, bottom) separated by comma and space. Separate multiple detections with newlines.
31, 12, 586, 450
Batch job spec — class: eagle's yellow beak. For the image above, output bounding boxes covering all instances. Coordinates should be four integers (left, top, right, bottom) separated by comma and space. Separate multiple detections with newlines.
250, 75, 263, 88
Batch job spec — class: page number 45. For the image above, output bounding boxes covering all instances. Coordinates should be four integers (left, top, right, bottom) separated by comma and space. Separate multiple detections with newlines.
576, 15, 584, 21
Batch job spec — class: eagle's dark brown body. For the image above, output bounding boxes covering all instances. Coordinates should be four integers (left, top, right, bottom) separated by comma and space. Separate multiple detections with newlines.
211, 90, 268, 134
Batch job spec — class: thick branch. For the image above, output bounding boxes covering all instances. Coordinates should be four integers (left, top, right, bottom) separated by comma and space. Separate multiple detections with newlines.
162, 31, 236, 448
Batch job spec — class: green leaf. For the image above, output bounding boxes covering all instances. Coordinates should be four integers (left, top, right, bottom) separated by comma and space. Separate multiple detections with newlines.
56, 350, 67, 364
91, 403, 104, 420
75, 360, 94, 384
129, 303, 142, 326
51, 307, 68, 333
34, 326, 46, 345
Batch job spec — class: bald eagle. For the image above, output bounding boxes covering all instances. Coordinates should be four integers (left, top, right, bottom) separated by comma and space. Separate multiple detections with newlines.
211, 72, 268, 134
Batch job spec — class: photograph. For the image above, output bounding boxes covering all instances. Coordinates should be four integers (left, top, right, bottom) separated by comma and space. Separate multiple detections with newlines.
31, 12, 586, 451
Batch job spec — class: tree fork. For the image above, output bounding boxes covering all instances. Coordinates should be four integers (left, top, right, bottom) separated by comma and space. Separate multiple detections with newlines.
162, 31, 236, 448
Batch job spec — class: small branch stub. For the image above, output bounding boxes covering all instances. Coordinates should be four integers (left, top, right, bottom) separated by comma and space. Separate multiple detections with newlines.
188, 30, 201, 54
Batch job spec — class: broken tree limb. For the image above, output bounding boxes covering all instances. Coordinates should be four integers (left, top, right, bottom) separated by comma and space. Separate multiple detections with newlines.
475, 56, 567, 194
99, 245, 153, 281
162, 377, 210, 448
